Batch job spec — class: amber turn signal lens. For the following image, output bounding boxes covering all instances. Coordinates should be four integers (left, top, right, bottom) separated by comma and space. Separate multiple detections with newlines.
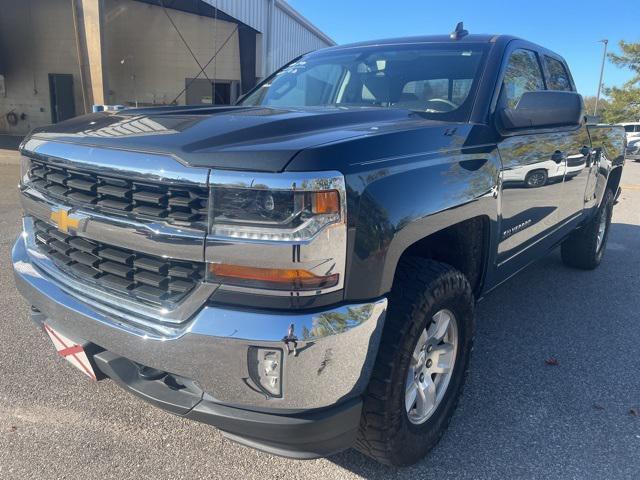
209, 264, 339, 291
312, 190, 340, 214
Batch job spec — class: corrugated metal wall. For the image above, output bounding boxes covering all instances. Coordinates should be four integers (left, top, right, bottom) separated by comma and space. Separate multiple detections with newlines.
269, 2, 330, 71
206, 0, 268, 32
203, 0, 334, 75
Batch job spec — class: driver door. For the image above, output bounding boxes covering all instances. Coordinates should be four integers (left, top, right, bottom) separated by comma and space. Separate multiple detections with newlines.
496, 48, 569, 269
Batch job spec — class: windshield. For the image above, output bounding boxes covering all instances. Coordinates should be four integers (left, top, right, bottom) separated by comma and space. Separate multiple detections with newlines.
240, 43, 487, 121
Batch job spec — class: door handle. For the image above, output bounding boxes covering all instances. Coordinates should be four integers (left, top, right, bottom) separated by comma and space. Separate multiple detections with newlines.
580, 145, 593, 166
551, 151, 565, 163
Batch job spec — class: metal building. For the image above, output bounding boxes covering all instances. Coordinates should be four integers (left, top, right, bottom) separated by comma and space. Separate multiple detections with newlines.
207, 0, 333, 75
0, 0, 335, 136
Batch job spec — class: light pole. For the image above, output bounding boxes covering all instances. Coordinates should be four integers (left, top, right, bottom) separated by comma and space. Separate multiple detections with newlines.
594, 39, 608, 117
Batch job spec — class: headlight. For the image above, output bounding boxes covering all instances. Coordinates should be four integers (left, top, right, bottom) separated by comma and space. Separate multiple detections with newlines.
205, 170, 347, 295
210, 187, 340, 241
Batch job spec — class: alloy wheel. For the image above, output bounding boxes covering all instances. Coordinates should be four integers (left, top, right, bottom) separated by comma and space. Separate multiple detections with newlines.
405, 309, 458, 425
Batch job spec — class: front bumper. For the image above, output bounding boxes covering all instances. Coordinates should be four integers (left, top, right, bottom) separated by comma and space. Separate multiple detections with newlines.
12, 231, 387, 457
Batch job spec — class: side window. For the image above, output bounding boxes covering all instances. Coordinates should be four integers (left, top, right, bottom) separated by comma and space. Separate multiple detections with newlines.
544, 56, 572, 91
500, 49, 545, 108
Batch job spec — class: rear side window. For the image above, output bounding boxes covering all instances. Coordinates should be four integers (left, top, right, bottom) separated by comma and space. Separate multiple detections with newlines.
500, 49, 545, 108
544, 56, 572, 91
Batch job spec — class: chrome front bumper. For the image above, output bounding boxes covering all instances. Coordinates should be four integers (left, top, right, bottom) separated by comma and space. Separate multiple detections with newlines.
12, 230, 387, 411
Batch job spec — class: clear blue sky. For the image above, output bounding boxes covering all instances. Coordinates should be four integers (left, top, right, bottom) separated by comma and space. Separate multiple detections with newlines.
288, 0, 640, 97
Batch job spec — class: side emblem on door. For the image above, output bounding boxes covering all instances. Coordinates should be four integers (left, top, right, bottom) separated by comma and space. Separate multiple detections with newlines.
502, 219, 532, 239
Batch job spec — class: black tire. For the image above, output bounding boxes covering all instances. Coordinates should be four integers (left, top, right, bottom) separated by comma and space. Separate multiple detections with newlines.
561, 188, 614, 270
524, 169, 548, 188
355, 258, 474, 466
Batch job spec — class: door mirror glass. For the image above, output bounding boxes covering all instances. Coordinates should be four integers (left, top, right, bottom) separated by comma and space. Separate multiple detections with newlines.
497, 91, 583, 131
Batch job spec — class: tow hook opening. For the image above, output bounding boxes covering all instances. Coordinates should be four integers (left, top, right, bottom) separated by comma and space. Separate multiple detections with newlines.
132, 362, 199, 394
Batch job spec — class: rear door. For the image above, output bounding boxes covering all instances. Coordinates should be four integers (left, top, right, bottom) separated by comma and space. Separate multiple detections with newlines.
541, 54, 593, 219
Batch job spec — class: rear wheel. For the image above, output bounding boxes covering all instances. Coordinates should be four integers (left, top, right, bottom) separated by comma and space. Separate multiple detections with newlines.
355, 258, 474, 466
561, 188, 614, 270
525, 169, 548, 188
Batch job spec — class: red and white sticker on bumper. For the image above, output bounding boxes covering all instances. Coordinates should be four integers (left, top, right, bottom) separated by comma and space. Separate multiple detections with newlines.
43, 324, 97, 381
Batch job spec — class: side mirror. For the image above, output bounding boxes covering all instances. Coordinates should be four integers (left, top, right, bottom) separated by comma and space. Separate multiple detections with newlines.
498, 91, 583, 131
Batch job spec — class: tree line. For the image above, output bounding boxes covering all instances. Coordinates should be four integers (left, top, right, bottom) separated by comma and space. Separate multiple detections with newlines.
583, 40, 640, 123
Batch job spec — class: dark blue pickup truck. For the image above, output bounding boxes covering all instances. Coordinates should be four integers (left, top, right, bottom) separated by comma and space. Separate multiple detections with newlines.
12, 27, 625, 465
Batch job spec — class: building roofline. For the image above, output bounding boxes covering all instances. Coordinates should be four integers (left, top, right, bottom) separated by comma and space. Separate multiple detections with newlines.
276, 0, 336, 46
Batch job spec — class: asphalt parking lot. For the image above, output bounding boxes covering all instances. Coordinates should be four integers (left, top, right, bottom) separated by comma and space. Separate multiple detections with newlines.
0, 153, 638, 479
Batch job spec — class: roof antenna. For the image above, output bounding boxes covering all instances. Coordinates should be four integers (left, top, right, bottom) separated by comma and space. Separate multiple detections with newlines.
450, 22, 468, 40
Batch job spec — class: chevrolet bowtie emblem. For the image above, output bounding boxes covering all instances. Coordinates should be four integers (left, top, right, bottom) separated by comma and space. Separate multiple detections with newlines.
50, 209, 80, 234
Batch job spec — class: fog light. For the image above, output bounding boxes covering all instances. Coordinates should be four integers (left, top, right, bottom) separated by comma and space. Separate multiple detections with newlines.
248, 347, 283, 397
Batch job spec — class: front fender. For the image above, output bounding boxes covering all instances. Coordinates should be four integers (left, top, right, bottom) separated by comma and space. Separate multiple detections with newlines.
344, 148, 501, 300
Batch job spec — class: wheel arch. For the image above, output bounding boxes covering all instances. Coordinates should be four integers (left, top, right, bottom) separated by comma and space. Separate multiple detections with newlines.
605, 165, 623, 199
392, 216, 492, 296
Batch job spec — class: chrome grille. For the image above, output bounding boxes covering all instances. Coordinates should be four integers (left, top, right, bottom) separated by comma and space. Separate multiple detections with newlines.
27, 158, 209, 226
33, 219, 205, 305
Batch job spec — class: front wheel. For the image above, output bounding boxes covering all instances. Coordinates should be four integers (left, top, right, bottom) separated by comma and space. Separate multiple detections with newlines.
561, 188, 614, 270
355, 258, 474, 466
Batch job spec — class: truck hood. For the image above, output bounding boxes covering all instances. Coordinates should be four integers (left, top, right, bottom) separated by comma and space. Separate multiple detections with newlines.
26, 106, 453, 172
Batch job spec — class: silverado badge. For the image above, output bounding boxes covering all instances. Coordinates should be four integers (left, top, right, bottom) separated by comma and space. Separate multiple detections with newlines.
50, 208, 80, 234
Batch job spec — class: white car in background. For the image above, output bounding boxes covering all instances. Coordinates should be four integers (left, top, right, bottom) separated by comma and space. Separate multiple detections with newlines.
627, 137, 640, 161
618, 122, 640, 142
502, 159, 565, 188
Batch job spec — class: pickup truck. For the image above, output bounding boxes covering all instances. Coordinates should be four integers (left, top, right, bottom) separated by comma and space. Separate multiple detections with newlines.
12, 29, 625, 466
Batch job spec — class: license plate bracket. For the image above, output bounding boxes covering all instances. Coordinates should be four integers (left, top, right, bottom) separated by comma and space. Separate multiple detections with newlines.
43, 323, 101, 381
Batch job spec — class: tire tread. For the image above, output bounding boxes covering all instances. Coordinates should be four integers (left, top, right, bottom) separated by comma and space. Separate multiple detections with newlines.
561, 189, 614, 270
355, 258, 474, 465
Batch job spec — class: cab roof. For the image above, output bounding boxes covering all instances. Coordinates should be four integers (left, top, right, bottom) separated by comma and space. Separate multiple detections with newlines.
315, 34, 566, 69
323, 34, 519, 51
